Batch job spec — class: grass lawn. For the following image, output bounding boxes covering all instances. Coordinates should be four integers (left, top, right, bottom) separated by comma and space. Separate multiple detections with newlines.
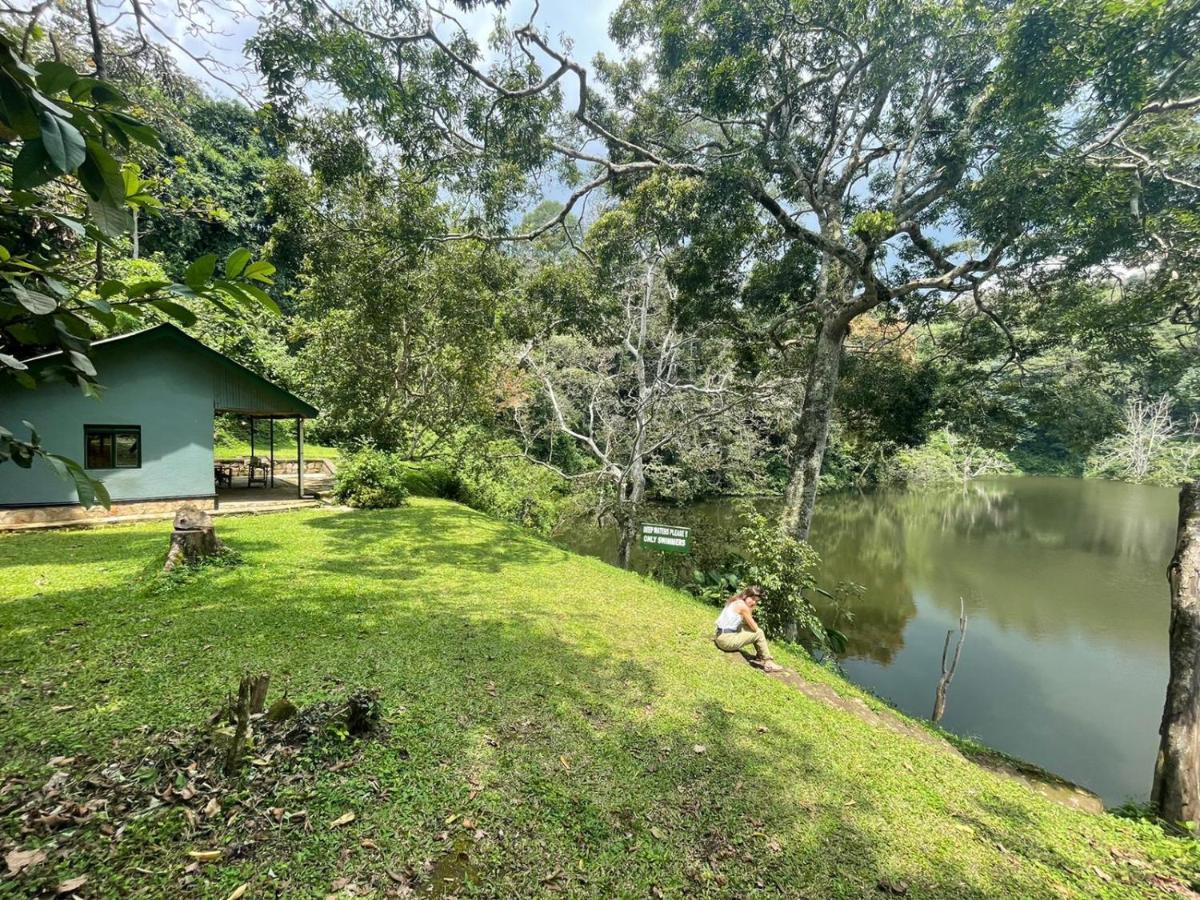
1, 500, 1197, 897
214, 438, 340, 460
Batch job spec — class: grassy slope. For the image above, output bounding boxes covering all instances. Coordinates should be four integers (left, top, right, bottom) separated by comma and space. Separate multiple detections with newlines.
214, 439, 340, 460
0, 500, 1195, 898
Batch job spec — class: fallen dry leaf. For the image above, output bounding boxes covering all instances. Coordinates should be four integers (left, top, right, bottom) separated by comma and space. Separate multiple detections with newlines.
203, 797, 221, 818
330, 812, 356, 828
5, 848, 48, 875
559, 755, 571, 771
187, 850, 222, 863
227, 883, 249, 900
692, 744, 707, 755
51, 705, 75, 713
650, 826, 666, 840
56, 875, 88, 895
360, 838, 378, 850
48, 756, 75, 767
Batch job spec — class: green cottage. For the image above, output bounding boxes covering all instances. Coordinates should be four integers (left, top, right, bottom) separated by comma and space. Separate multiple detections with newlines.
0, 324, 318, 526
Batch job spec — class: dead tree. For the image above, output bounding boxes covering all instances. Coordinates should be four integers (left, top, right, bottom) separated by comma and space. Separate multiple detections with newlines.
517, 249, 759, 569
1152, 481, 1200, 827
932, 599, 968, 724
163, 505, 223, 572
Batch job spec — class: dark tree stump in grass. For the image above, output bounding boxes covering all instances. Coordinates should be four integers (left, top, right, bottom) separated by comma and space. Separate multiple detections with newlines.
1153, 480, 1200, 828
347, 689, 381, 737
163, 505, 223, 572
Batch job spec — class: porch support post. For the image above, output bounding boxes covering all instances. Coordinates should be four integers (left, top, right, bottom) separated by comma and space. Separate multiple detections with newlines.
250, 417, 256, 460
269, 419, 275, 488
296, 417, 305, 499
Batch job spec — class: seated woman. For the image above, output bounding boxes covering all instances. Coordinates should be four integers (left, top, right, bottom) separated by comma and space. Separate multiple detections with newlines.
713, 585, 782, 672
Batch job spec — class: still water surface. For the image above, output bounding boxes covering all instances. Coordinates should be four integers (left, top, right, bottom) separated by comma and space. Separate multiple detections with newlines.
555, 477, 1179, 806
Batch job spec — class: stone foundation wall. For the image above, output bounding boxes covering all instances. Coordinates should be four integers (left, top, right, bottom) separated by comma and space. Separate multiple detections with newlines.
0, 496, 215, 529
214, 458, 334, 476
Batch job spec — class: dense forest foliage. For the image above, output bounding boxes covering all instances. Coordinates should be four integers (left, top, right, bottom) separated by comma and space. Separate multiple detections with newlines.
1, 0, 1197, 587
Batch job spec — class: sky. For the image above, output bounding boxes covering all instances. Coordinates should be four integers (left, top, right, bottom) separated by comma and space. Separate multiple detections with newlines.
143, 0, 622, 105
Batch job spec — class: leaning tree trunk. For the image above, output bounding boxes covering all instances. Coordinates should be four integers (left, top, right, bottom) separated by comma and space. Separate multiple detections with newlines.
780, 317, 848, 540
1152, 480, 1200, 826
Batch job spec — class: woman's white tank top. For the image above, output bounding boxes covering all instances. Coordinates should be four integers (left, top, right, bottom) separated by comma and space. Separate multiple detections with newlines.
715, 603, 742, 631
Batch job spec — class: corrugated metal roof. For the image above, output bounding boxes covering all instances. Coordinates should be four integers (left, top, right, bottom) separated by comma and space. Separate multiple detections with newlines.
24, 323, 319, 418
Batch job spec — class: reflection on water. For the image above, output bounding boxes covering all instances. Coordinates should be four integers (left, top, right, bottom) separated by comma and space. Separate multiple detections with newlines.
555, 477, 1179, 805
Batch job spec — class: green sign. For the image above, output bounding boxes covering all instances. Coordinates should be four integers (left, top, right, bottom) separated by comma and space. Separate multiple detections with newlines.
639, 522, 691, 553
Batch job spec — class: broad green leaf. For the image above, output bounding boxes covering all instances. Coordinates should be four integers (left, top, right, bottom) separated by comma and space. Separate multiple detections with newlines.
124, 279, 170, 299
81, 297, 116, 328
168, 283, 200, 300
0, 352, 27, 370
242, 260, 277, 283
213, 279, 254, 308
78, 140, 126, 206
237, 282, 282, 316
87, 197, 132, 238
0, 68, 39, 137
49, 214, 85, 237
34, 61, 77, 96
150, 299, 198, 326
28, 89, 71, 119
122, 165, 142, 197
67, 78, 125, 107
39, 110, 86, 173
224, 248, 252, 279
68, 350, 96, 376
107, 111, 159, 149
184, 254, 217, 289
97, 280, 125, 299
10, 282, 56, 314
12, 138, 54, 189
41, 275, 69, 298
47, 453, 110, 508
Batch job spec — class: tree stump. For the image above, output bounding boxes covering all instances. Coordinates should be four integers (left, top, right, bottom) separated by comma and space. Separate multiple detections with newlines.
163, 505, 223, 572
223, 672, 270, 774
346, 689, 381, 737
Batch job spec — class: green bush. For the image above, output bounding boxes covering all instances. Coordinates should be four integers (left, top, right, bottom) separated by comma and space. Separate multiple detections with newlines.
333, 447, 411, 509
397, 460, 456, 497
882, 429, 1016, 486
736, 506, 826, 647
448, 437, 566, 534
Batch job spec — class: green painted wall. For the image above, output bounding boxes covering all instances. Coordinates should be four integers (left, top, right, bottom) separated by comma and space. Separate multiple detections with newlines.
0, 338, 215, 506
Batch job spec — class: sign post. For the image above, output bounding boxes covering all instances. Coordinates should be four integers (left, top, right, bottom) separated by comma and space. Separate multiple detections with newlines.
639, 523, 691, 554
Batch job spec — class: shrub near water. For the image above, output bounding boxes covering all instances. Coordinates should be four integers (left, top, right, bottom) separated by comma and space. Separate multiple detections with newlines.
332, 447, 411, 508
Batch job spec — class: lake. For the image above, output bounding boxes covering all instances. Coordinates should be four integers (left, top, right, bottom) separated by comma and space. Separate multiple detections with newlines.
554, 477, 1180, 806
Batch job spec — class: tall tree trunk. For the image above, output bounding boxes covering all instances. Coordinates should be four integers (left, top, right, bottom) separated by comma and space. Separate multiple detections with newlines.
616, 454, 645, 570
1153, 480, 1200, 826
780, 317, 848, 540
616, 262, 653, 570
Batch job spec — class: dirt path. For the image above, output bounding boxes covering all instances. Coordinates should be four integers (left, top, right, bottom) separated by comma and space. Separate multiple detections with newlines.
722, 651, 1105, 815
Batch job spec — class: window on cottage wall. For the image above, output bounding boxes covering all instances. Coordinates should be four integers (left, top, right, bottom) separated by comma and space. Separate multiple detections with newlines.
84, 426, 141, 469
